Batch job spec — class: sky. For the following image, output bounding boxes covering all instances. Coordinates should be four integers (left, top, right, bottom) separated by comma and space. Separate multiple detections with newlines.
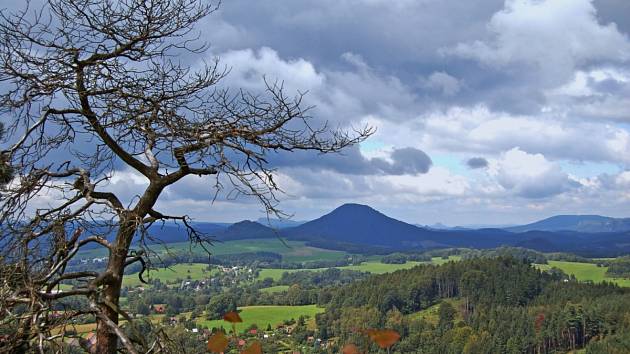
9, 0, 630, 226
157, 0, 630, 225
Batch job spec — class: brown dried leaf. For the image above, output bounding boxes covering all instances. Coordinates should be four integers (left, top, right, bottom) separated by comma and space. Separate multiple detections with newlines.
240, 340, 262, 354
342, 343, 361, 354
367, 329, 401, 349
207, 332, 229, 353
223, 311, 243, 323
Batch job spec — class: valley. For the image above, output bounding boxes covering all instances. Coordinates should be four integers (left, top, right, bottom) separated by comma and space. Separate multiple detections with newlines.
26, 205, 630, 352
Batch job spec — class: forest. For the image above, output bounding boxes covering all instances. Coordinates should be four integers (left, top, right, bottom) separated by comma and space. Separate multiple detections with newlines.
315, 257, 630, 353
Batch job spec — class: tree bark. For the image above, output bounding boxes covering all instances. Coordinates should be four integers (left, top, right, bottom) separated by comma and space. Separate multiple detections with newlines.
95, 216, 137, 354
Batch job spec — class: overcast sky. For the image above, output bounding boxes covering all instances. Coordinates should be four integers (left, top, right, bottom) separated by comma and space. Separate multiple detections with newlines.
87, 0, 630, 225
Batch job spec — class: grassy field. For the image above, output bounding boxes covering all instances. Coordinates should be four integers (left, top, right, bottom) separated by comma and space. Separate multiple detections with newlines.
256, 262, 420, 281
120, 238, 347, 286
536, 261, 630, 287
115, 253, 471, 286
259, 285, 290, 293
337, 261, 423, 273
196, 305, 324, 332
257, 268, 300, 281
121, 252, 455, 285
257, 256, 462, 281
123, 263, 219, 287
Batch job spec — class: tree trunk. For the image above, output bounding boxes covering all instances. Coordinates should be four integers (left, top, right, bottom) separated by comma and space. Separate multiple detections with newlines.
95, 281, 122, 353
95, 217, 137, 354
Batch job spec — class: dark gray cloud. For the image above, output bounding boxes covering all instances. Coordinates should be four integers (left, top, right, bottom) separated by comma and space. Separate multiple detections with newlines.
203, 0, 527, 115
203, 0, 630, 119
270, 146, 432, 176
207, 0, 504, 67
383, 147, 432, 175
515, 178, 581, 199
466, 157, 489, 169
594, 0, 630, 35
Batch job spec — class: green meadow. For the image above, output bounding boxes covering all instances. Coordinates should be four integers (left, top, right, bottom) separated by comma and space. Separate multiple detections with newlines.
338, 261, 423, 273
256, 256, 462, 281
257, 261, 424, 281
123, 263, 219, 287
536, 261, 630, 287
120, 249, 443, 286
259, 285, 290, 293
196, 305, 324, 332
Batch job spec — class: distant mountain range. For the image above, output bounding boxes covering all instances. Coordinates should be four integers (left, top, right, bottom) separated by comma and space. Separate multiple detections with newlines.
504, 215, 630, 233
283, 205, 530, 253
138, 204, 630, 257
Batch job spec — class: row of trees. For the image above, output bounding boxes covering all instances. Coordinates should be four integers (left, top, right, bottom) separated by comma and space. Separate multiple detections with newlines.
605, 256, 630, 278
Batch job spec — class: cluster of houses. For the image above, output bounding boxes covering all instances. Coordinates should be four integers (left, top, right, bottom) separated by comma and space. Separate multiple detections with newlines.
178, 279, 210, 291
78, 256, 108, 264
60, 311, 335, 353
196, 326, 331, 352
216, 265, 256, 283
176, 265, 256, 290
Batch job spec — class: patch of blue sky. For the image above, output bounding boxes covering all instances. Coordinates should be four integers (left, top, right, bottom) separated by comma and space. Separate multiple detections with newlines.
560, 161, 621, 178
359, 139, 388, 154
430, 154, 469, 176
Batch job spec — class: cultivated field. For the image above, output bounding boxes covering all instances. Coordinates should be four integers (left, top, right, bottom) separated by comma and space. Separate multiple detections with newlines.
257, 256, 462, 281
259, 285, 290, 293
196, 305, 324, 332
536, 261, 630, 287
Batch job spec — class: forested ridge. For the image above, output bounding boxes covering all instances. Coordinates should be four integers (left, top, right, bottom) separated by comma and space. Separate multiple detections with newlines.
316, 257, 630, 353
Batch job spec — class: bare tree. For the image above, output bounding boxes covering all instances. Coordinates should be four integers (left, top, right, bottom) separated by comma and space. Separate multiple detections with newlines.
0, 0, 371, 352
0, 123, 11, 185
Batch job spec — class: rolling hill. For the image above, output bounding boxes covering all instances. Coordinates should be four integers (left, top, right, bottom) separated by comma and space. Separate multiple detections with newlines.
283, 203, 439, 248
215, 220, 278, 240
255, 217, 305, 228
505, 215, 630, 233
